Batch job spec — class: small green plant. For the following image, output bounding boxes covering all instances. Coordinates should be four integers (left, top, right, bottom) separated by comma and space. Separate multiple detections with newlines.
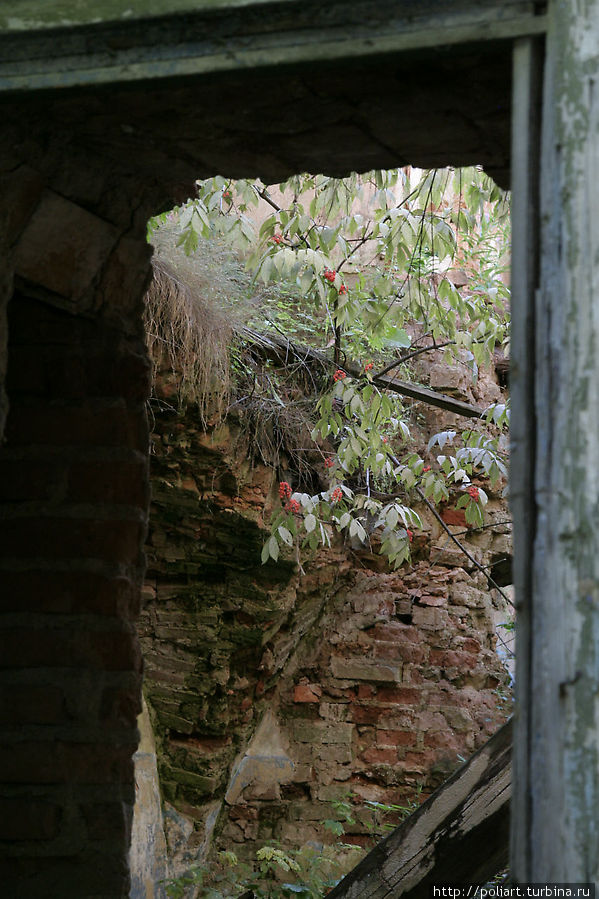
164, 842, 358, 899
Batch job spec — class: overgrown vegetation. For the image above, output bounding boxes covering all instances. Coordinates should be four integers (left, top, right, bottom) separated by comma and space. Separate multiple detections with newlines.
147, 166, 511, 570
146, 165, 513, 897
165, 793, 419, 898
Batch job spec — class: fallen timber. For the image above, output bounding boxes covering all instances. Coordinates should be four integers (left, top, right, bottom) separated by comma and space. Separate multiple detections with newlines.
241, 327, 486, 421
327, 719, 512, 898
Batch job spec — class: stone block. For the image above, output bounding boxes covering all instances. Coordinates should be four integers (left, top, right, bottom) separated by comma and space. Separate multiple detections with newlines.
318, 702, 349, 722
448, 583, 486, 608
290, 720, 354, 745
331, 657, 401, 683
164, 767, 218, 795
315, 743, 352, 765
14, 189, 117, 307
412, 606, 450, 630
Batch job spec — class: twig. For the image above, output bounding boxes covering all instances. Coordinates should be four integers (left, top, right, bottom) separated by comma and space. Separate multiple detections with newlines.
413, 484, 514, 609
373, 341, 455, 380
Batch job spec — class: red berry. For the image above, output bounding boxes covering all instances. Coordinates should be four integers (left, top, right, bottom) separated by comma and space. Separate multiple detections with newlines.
333, 369, 347, 382
279, 481, 292, 500
339, 284, 348, 294
423, 465, 431, 472
331, 487, 343, 503
324, 269, 337, 283
407, 529, 414, 543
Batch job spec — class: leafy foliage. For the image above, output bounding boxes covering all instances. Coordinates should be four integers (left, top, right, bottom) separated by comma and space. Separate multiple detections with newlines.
164, 842, 360, 898
148, 166, 511, 569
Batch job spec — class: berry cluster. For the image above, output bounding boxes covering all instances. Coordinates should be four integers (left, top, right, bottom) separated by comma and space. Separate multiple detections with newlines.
330, 487, 343, 503
339, 284, 348, 295
271, 234, 283, 244
324, 457, 335, 469
279, 481, 292, 501
364, 362, 374, 372
223, 190, 232, 201
285, 498, 301, 514
467, 486, 480, 502
422, 465, 431, 473
324, 269, 337, 283
333, 370, 347, 382
407, 529, 414, 543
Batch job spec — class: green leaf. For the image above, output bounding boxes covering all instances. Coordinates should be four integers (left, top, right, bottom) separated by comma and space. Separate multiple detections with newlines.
268, 536, 279, 561
278, 525, 293, 546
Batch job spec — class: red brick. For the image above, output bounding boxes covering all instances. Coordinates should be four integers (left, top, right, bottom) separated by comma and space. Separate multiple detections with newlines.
441, 507, 467, 526
294, 684, 322, 703
84, 351, 151, 403
357, 684, 376, 700
402, 749, 439, 772
0, 628, 142, 672
0, 571, 140, 617
376, 729, 415, 747
350, 705, 384, 725
429, 650, 478, 670
0, 518, 143, 562
462, 637, 481, 654
80, 801, 131, 841
373, 641, 400, 660
67, 460, 148, 507
361, 746, 398, 765
0, 799, 62, 840
338, 834, 372, 849
399, 644, 427, 664
371, 623, 419, 643
0, 741, 137, 784
100, 686, 143, 726
0, 460, 65, 502
419, 595, 447, 607
5, 403, 147, 451
424, 731, 461, 750
0, 685, 66, 724
376, 687, 421, 705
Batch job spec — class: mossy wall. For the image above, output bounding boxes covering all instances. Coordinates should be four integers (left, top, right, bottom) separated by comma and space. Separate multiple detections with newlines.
139, 382, 513, 873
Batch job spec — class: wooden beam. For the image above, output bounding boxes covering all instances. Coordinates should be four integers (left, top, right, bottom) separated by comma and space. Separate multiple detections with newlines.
0, 1, 547, 92
241, 327, 486, 420
508, 34, 542, 880
512, 0, 599, 880
327, 721, 512, 899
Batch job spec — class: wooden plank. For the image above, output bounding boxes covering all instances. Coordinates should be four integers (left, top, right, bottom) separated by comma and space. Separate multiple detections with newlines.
514, 0, 599, 880
327, 721, 512, 899
508, 34, 542, 880
241, 327, 486, 420
0, 1, 547, 92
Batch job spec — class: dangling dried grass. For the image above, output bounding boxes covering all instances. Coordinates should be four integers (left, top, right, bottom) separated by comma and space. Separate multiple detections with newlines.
144, 227, 249, 424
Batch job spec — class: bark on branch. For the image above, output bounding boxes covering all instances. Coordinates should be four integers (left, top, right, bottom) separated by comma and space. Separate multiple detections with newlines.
240, 327, 485, 420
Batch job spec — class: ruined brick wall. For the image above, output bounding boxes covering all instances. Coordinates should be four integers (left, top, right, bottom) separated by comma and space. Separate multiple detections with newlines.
140, 395, 512, 873
0, 150, 158, 897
